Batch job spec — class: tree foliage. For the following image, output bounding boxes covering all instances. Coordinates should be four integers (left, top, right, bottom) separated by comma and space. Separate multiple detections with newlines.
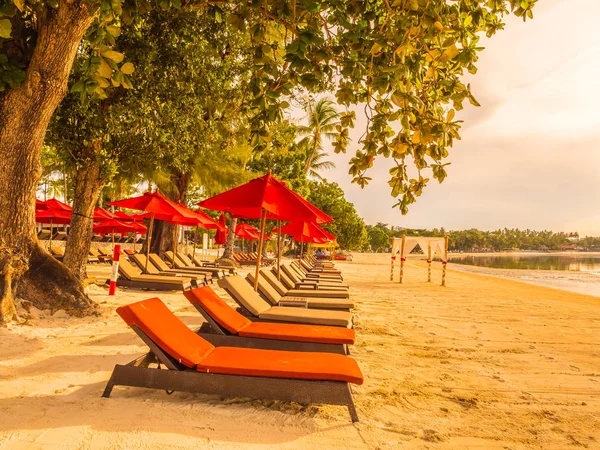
306, 179, 368, 251
366, 223, 591, 252
2, 0, 537, 213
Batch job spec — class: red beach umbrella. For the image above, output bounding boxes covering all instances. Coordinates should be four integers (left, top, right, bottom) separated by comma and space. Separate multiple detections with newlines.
235, 223, 260, 240
44, 197, 72, 211
215, 214, 228, 245
93, 219, 147, 251
276, 221, 335, 242
93, 207, 115, 221
109, 191, 194, 271
35, 209, 72, 249
36, 199, 47, 210
198, 172, 333, 289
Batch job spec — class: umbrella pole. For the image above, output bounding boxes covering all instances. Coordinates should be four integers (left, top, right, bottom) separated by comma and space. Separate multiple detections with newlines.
145, 212, 154, 273
192, 227, 197, 262
253, 208, 267, 291
112, 232, 114, 253
49, 221, 53, 251
172, 224, 179, 268
277, 220, 281, 280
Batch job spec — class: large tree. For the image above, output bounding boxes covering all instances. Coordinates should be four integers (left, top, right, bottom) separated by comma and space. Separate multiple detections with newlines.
0, 0, 537, 323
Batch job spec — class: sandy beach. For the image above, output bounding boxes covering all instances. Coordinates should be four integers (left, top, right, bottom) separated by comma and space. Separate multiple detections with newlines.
1, 253, 599, 449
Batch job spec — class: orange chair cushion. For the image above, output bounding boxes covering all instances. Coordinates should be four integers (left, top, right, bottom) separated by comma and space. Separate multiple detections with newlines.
196, 347, 364, 385
117, 298, 214, 368
183, 287, 251, 334
239, 322, 355, 345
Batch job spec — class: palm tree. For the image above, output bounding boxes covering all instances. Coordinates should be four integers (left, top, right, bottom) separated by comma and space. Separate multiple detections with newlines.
298, 98, 340, 178
306, 149, 336, 180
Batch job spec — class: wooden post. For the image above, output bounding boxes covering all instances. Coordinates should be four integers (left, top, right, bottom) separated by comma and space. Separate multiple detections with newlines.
399, 234, 406, 284
192, 227, 198, 263
49, 221, 53, 252
276, 220, 281, 280
253, 208, 267, 291
390, 238, 395, 281
427, 243, 432, 282
111, 231, 115, 253
441, 236, 449, 286
144, 212, 155, 273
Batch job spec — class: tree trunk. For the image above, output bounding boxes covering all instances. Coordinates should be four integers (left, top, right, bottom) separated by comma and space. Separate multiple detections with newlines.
63, 159, 104, 279
221, 217, 237, 259
0, 4, 96, 323
141, 171, 190, 257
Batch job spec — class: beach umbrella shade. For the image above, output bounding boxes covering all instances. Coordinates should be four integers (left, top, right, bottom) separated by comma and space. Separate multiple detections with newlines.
93, 219, 147, 251
109, 191, 195, 272
35, 209, 72, 249
36, 199, 47, 210
44, 197, 72, 211
93, 207, 115, 221
235, 223, 260, 240
198, 172, 334, 290
276, 221, 335, 242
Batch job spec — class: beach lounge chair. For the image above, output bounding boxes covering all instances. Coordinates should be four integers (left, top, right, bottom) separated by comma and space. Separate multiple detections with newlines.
150, 253, 215, 283
102, 298, 362, 421
90, 247, 111, 263
233, 253, 259, 266
183, 286, 354, 355
111, 259, 193, 291
188, 253, 237, 275
279, 264, 349, 290
218, 276, 352, 327
52, 231, 68, 241
129, 253, 208, 287
299, 259, 341, 276
37, 230, 51, 240
256, 269, 350, 299
49, 247, 64, 261
285, 263, 346, 287
163, 251, 226, 279
246, 273, 353, 311
291, 261, 343, 281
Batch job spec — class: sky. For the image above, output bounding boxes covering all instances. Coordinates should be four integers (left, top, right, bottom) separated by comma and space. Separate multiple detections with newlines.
315, 0, 600, 236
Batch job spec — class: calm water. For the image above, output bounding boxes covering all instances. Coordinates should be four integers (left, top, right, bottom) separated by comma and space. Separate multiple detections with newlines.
449, 254, 600, 272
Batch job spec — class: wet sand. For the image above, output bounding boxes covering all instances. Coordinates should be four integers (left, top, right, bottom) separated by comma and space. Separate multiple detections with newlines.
1, 253, 599, 449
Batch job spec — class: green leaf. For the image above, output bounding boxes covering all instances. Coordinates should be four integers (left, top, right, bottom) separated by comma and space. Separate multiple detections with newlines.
13, 0, 25, 12
71, 79, 85, 93
0, 19, 11, 39
120, 62, 135, 75
102, 50, 125, 63
106, 25, 121, 38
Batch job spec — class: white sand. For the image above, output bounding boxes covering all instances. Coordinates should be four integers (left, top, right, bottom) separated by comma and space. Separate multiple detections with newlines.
1, 253, 599, 449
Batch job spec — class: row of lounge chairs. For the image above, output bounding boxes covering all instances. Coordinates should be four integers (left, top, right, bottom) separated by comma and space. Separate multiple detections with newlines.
103, 256, 363, 421
112, 251, 237, 291
232, 252, 276, 266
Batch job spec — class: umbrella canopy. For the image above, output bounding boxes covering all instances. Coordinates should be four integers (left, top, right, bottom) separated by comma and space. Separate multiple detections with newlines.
197, 173, 331, 223
169, 205, 225, 230
215, 214, 228, 245
275, 221, 335, 242
36, 199, 47, 210
108, 191, 189, 221
35, 209, 72, 225
93, 219, 147, 236
284, 186, 333, 224
292, 235, 328, 244
235, 223, 260, 240
112, 211, 136, 221
44, 198, 72, 211
93, 207, 115, 221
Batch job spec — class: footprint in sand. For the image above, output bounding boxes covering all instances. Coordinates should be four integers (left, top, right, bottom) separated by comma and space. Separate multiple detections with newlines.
569, 365, 580, 372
